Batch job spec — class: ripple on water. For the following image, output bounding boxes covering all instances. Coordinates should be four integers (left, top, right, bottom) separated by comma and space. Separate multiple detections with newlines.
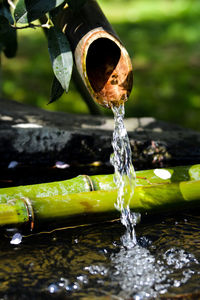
0, 213, 199, 299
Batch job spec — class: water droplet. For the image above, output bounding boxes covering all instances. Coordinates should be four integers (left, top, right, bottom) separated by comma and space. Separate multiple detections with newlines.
48, 283, 59, 294
65, 282, 80, 291
58, 277, 70, 288
77, 274, 88, 284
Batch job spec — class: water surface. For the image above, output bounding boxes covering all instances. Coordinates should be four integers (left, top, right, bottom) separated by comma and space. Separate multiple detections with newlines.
0, 210, 200, 299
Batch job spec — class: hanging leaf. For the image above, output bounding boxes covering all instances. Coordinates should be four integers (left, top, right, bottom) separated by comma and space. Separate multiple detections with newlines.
14, 0, 66, 24
0, 5, 17, 58
48, 27, 73, 92
48, 75, 64, 104
0, 2, 14, 24
2, 24, 18, 58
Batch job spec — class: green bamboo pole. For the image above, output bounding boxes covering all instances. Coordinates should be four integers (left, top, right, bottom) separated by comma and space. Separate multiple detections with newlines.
0, 199, 29, 226
28, 180, 200, 219
0, 165, 200, 228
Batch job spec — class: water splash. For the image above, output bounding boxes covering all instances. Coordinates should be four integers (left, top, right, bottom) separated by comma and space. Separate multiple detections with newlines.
110, 104, 140, 247
110, 243, 199, 299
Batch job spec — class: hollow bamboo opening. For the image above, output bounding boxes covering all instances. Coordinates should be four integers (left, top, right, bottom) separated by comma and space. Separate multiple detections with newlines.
76, 30, 133, 108
55, 0, 133, 108
73, 26, 133, 108
86, 38, 121, 93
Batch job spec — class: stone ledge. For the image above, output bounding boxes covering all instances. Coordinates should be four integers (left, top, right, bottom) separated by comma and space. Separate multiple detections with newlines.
0, 98, 200, 170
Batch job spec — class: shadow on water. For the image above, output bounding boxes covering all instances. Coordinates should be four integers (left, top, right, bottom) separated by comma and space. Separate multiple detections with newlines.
0, 209, 200, 299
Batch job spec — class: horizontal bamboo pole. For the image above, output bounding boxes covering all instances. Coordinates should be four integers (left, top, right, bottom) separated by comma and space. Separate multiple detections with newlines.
0, 165, 200, 228
0, 199, 29, 226
29, 180, 200, 219
1, 165, 199, 203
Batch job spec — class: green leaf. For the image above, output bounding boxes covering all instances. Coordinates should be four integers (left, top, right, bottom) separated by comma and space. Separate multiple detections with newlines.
0, 2, 14, 24
48, 76, 64, 104
0, 5, 17, 58
48, 27, 73, 92
14, 0, 66, 24
3, 26, 18, 58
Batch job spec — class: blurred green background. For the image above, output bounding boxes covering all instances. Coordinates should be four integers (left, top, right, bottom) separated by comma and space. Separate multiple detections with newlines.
1, 0, 200, 130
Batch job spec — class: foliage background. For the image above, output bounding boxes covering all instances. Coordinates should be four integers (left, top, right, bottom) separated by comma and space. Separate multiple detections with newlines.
1, 0, 200, 130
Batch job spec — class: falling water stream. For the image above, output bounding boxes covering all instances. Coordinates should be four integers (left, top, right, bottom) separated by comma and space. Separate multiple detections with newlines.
110, 104, 140, 248
106, 103, 200, 299
0, 105, 200, 299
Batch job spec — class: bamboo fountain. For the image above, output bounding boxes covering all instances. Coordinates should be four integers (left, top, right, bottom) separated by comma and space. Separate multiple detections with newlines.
1, 0, 200, 231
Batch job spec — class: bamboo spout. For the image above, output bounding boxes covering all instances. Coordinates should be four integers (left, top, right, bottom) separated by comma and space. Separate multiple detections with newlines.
75, 29, 133, 108
57, 0, 133, 108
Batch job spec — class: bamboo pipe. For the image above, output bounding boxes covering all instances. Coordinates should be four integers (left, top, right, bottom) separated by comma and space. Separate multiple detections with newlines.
0, 199, 29, 226
0, 165, 200, 229
1, 180, 200, 229
57, 0, 133, 108
1, 165, 198, 204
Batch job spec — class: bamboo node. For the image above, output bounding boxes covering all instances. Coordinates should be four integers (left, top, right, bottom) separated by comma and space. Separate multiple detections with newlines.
7, 199, 17, 206
21, 197, 35, 231
82, 175, 95, 191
